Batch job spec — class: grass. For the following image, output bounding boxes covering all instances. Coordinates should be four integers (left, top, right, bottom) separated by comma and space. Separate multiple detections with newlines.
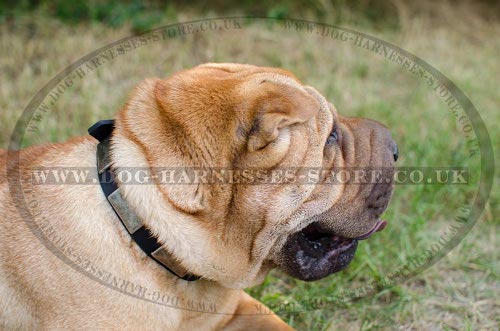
1, 2, 498, 330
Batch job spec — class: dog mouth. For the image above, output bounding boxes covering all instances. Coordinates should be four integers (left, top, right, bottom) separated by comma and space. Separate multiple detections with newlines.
275, 220, 387, 281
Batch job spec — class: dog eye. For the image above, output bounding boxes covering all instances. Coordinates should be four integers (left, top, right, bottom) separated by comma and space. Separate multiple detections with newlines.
327, 125, 338, 144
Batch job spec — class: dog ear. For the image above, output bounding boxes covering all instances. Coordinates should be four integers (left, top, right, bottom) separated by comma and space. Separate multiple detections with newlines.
245, 80, 320, 152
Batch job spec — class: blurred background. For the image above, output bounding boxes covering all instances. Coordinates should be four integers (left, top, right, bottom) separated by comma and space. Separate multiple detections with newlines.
0, 1, 498, 330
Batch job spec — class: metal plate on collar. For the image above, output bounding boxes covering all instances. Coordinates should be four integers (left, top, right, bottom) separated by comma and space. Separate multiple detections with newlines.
151, 247, 190, 278
97, 138, 113, 174
107, 189, 143, 234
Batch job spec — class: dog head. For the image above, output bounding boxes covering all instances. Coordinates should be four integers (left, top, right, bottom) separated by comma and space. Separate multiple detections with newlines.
112, 63, 397, 287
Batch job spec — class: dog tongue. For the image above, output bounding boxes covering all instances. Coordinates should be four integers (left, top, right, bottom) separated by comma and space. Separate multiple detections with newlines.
354, 220, 387, 240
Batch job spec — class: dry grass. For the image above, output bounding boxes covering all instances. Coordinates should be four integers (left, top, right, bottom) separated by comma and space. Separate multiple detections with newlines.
0, 2, 498, 330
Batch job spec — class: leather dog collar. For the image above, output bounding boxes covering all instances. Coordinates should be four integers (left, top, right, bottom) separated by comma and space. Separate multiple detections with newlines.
88, 120, 200, 282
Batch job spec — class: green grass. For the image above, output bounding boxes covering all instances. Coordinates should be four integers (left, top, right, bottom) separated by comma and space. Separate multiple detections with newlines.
1, 3, 498, 330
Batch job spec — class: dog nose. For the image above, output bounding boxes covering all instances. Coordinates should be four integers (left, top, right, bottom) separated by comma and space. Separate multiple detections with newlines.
392, 143, 399, 162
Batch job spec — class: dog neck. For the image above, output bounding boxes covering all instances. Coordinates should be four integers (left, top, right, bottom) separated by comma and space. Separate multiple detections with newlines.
88, 120, 200, 282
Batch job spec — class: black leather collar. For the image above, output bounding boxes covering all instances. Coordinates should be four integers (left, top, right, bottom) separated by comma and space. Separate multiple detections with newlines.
88, 120, 200, 281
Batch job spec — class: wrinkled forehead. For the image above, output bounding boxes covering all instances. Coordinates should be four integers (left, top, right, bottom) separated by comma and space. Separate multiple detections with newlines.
304, 86, 339, 123
166, 63, 304, 94
171, 63, 336, 127
176, 63, 307, 94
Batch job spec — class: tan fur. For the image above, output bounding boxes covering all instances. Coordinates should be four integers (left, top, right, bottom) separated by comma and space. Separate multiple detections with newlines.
0, 63, 395, 330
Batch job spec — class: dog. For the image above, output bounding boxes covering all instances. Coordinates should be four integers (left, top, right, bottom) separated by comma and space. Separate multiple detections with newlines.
0, 63, 397, 330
